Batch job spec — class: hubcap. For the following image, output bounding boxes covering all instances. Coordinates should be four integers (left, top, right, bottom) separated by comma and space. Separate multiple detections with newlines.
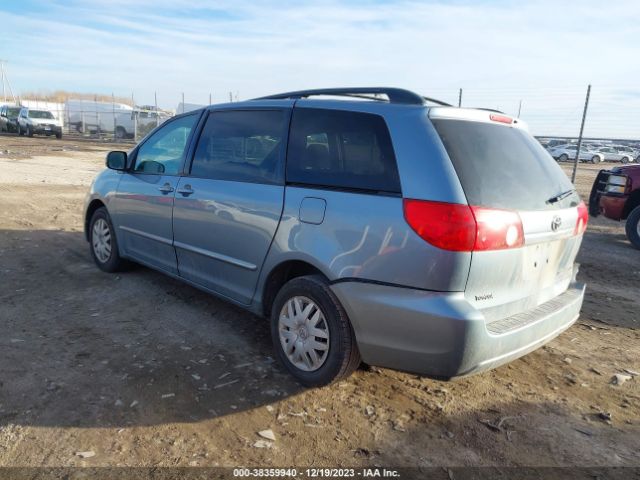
92, 218, 112, 263
278, 296, 329, 372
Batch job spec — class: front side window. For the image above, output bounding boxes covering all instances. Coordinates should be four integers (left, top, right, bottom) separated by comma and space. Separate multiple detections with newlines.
286, 108, 400, 193
134, 113, 199, 175
190, 110, 286, 184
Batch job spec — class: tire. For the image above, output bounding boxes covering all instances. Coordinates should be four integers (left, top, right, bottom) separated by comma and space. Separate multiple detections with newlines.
559, 153, 569, 162
17, 125, 23, 136
625, 206, 640, 250
55, 132, 62, 139
115, 126, 126, 140
621, 156, 629, 164
89, 207, 128, 272
591, 155, 602, 164
271, 275, 361, 387
26, 125, 33, 137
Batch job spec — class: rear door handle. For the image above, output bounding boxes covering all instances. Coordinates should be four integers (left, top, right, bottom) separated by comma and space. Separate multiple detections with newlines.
177, 185, 194, 196
158, 183, 174, 194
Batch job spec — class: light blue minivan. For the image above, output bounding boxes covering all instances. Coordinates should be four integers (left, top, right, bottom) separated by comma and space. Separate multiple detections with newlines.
85, 88, 587, 386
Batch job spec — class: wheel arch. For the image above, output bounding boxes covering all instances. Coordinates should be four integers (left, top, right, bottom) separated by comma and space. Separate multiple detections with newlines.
259, 259, 328, 318
623, 189, 640, 219
84, 199, 106, 241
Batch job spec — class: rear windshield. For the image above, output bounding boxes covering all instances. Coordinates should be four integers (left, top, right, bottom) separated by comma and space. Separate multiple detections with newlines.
432, 119, 579, 211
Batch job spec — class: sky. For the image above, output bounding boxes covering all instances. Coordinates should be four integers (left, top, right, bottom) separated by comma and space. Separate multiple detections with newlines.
1, 0, 639, 138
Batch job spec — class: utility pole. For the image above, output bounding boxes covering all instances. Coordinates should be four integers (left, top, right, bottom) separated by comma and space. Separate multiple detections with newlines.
182, 92, 185, 113
0, 60, 16, 104
571, 85, 591, 184
458, 88, 462, 107
517, 100, 523, 118
155, 91, 159, 126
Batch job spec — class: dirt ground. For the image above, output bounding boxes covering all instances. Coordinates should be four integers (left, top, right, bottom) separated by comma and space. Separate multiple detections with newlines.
0, 133, 638, 471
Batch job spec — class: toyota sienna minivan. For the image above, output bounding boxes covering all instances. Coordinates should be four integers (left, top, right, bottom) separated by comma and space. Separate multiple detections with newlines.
84, 88, 587, 387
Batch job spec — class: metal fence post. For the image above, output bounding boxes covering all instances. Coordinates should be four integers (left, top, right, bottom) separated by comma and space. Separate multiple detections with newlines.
112, 93, 117, 142
458, 88, 462, 107
155, 91, 159, 127
571, 84, 592, 184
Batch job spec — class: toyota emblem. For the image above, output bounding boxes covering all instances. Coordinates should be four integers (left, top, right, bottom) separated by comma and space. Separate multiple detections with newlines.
551, 216, 562, 232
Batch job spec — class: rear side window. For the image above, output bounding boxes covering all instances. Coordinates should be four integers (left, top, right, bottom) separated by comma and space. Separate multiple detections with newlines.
286, 108, 400, 194
190, 110, 287, 184
432, 119, 578, 211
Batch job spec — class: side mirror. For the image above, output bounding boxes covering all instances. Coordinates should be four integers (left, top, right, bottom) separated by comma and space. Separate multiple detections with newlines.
106, 151, 127, 170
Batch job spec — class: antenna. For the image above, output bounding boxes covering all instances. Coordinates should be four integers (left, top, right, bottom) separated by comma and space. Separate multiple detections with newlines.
0, 60, 17, 104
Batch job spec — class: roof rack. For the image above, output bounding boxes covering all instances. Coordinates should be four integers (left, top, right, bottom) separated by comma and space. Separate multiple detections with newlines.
255, 87, 451, 106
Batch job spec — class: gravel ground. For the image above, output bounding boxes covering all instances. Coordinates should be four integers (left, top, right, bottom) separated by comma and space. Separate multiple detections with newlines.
0, 133, 638, 469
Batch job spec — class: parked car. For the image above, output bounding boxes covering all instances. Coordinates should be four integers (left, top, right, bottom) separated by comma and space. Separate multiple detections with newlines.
17, 107, 63, 138
0, 105, 21, 133
548, 144, 603, 163
590, 164, 640, 249
84, 87, 587, 386
597, 146, 633, 163
612, 145, 639, 163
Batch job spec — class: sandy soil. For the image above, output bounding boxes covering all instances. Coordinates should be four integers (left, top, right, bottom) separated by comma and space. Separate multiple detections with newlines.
0, 133, 638, 470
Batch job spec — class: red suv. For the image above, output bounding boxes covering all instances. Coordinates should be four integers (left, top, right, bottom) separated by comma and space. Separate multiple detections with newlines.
590, 165, 640, 249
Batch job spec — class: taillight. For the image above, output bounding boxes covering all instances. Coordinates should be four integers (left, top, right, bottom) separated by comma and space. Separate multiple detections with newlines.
403, 200, 475, 251
403, 199, 524, 252
575, 201, 589, 235
472, 206, 524, 250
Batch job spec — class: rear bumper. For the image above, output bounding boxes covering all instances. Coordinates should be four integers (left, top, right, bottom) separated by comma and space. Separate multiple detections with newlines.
331, 273, 585, 379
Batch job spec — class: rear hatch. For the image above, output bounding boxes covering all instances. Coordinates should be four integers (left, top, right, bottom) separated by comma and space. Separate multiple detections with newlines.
429, 108, 586, 323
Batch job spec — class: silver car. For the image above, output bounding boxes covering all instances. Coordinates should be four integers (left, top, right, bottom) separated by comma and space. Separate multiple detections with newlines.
548, 144, 604, 163
84, 88, 587, 386
599, 146, 636, 163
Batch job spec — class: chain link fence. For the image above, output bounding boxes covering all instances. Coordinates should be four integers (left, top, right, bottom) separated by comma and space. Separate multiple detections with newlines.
12, 86, 640, 151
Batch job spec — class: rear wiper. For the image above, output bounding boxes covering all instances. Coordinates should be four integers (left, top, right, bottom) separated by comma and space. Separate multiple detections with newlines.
546, 189, 576, 204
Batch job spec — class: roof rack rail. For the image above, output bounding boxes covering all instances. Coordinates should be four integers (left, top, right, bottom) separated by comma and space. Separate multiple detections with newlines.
255, 87, 449, 106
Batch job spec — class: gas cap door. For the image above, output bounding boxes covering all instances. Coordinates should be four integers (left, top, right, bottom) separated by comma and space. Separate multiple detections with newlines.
299, 197, 326, 225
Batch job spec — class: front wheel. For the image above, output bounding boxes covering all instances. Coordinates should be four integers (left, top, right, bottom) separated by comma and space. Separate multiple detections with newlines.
625, 206, 640, 250
26, 125, 33, 137
558, 153, 569, 162
89, 207, 128, 272
271, 275, 361, 387
621, 156, 629, 164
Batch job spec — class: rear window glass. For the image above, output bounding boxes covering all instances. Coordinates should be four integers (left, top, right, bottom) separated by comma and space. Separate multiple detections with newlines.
432, 119, 579, 210
191, 110, 286, 184
287, 108, 400, 194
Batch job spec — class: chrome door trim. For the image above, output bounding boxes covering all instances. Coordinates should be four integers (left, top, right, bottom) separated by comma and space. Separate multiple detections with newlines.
119, 225, 173, 246
173, 240, 257, 271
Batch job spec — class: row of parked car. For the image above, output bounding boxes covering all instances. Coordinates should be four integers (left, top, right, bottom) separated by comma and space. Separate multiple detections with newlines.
0, 104, 63, 138
545, 142, 639, 164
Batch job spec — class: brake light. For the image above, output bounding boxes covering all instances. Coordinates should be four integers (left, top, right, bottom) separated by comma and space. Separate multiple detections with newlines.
575, 201, 589, 235
489, 113, 513, 124
403, 199, 524, 252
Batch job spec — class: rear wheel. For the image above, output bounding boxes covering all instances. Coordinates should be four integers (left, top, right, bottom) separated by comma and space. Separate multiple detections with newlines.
591, 155, 601, 164
26, 125, 33, 137
89, 207, 128, 272
115, 126, 126, 140
621, 156, 629, 164
271, 275, 361, 387
559, 153, 568, 162
625, 206, 640, 250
